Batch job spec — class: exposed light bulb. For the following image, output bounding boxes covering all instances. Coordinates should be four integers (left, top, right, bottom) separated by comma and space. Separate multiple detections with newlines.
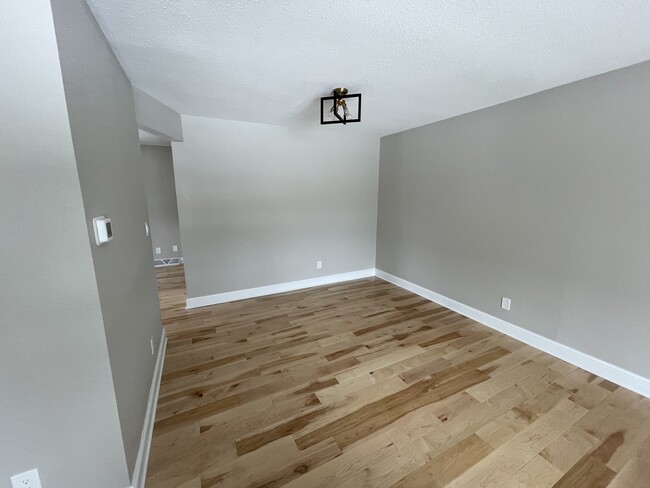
342, 101, 351, 118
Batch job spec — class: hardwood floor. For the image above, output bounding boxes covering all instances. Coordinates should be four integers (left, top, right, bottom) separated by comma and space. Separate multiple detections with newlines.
147, 265, 650, 488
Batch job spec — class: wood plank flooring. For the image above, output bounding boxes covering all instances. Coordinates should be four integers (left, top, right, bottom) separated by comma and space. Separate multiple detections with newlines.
147, 265, 650, 488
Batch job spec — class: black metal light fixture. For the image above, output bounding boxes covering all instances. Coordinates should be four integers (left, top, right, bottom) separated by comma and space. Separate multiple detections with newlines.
320, 88, 361, 125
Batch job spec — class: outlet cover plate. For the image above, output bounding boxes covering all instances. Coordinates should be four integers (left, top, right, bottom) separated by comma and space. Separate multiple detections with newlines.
11, 469, 42, 488
501, 297, 512, 311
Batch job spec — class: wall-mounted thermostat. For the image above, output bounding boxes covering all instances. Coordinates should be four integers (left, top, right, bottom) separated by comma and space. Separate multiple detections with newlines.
92, 216, 113, 246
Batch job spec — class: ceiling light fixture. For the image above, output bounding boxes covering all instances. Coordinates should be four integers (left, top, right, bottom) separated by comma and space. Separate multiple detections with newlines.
320, 87, 361, 125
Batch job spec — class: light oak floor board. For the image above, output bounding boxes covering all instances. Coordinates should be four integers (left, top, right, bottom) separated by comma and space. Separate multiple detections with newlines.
146, 265, 650, 487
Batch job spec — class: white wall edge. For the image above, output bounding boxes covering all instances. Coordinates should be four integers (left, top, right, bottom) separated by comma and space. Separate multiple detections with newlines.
130, 329, 167, 488
375, 269, 650, 399
186, 269, 376, 309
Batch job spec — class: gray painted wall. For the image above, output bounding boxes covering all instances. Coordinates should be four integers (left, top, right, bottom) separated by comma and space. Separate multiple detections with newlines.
0, 1, 129, 486
133, 86, 184, 142
377, 61, 650, 378
172, 116, 379, 299
51, 0, 162, 477
141, 145, 183, 260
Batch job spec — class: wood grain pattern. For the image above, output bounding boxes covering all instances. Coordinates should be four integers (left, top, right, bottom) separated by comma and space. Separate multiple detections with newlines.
146, 265, 650, 487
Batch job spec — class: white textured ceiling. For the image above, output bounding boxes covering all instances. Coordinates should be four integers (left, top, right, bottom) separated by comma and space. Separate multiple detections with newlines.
88, 0, 650, 136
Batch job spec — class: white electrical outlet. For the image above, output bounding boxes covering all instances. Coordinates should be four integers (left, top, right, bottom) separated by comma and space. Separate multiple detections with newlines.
172, 245, 178, 252
316, 260, 322, 269
11, 469, 42, 488
150, 336, 155, 355
155, 247, 161, 255
501, 297, 512, 311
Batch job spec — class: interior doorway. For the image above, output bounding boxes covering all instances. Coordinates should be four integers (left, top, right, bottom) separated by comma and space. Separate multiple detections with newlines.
139, 129, 186, 299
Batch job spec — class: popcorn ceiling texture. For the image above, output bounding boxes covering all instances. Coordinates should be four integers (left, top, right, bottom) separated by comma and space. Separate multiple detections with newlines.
88, 0, 650, 136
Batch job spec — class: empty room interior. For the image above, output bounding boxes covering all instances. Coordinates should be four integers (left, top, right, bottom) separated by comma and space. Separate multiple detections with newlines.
2, 1, 650, 487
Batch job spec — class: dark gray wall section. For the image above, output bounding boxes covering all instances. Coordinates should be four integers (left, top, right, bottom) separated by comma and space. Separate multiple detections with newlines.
51, 0, 163, 477
141, 145, 183, 259
377, 61, 650, 378
0, 1, 129, 486
173, 116, 379, 299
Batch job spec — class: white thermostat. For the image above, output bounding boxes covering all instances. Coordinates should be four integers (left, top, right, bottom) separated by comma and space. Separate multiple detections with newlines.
92, 216, 113, 246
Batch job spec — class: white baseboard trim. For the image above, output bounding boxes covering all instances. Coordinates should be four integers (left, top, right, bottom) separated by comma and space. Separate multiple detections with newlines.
375, 269, 650, 398
130, 329, 167, 488
186, 268, 376, 309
